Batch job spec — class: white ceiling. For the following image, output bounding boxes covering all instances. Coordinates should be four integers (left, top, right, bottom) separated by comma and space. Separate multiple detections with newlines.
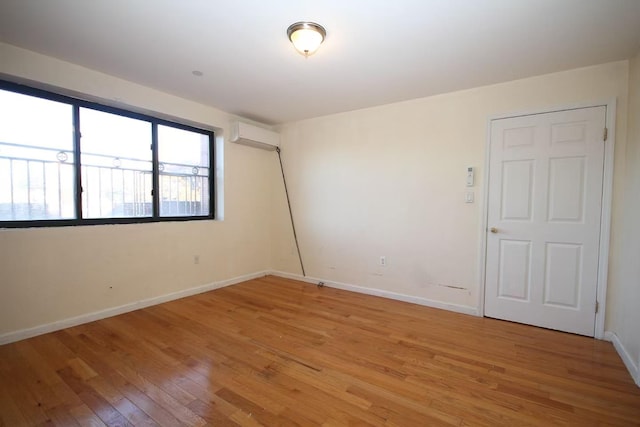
1, 0, 639, 124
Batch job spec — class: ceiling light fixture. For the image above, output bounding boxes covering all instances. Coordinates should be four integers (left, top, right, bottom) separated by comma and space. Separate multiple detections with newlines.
287, 21, 326, 57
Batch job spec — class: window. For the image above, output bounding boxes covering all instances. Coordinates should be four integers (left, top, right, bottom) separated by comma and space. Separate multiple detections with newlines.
0, 81, 214, 227
157, 125, 211, 217
0, 90, 75, 221
80, 108, 153, 219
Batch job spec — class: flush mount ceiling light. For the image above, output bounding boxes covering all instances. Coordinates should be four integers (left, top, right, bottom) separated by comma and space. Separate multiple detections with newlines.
287, 21, 326, 57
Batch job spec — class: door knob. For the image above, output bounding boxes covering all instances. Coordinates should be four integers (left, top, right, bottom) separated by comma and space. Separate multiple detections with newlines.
490, 227, 498, 233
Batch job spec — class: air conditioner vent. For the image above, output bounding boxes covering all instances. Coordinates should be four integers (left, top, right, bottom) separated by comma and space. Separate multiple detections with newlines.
230, 121, 280, 150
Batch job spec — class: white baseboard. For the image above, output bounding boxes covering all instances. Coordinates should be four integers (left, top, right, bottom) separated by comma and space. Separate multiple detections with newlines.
270, 270, 479, 317
0, 270, 269, 345
604, 331, 640, 387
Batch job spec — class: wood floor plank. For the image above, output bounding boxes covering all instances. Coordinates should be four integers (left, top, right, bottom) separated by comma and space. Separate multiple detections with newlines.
110, 397, 158, 427
0, 346, 53, 425
0, 376, 30, 427
67, 403, 107, 427
186, 398, 239, 426
44, 404, 82, 427
56, 366, 131, 427
1, 275, 639, 426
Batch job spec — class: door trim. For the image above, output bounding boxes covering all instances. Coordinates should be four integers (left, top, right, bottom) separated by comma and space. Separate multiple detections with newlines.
477, 100, 616, 339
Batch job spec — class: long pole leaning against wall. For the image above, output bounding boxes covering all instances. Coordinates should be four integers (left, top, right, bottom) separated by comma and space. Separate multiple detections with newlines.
276, 147, 306, 277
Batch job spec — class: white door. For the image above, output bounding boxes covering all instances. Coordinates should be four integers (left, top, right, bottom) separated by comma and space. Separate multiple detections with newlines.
484, 106, 606, 336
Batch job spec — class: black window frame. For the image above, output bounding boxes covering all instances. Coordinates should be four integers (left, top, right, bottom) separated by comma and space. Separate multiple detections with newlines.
0, 79, 215, 228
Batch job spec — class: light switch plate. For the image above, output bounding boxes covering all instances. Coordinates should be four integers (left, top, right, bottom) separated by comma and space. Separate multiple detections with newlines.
465, 191, 474, 203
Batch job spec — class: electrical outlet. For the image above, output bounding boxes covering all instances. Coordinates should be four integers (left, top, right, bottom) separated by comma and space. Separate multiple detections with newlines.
194, 255, 200, 265
380, 256, 386, 267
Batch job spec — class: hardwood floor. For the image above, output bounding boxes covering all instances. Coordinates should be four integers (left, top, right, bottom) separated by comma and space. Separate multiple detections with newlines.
1, 275, 639, 426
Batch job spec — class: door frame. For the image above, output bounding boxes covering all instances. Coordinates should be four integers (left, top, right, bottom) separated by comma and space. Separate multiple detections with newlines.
477, 100, 617, 339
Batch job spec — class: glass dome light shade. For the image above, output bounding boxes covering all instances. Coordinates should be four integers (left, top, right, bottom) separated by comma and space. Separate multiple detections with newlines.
287, 22, 326, 57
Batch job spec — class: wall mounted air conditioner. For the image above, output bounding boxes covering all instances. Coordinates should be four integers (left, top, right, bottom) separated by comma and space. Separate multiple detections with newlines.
230, 121, 280, 151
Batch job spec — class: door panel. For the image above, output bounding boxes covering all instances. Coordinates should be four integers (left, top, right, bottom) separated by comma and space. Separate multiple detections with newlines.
548, 156, 585, 222
551, 121, 588, 145
543, 243, 582, 308
501, 160, 534, 220
498, 240, 531, 301
503, 126, 536, 148
485, 106, 606, 336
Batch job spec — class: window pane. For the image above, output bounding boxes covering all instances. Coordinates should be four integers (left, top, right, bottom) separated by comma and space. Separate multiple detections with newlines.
157, 125, 210, 217
80, 108, 152, 218
0, 89, 75, 220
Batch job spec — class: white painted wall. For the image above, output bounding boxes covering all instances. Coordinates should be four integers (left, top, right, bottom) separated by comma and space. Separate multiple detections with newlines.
272, 61, 629, 315
607, 50, 640, 383
0, 43, 278, 338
